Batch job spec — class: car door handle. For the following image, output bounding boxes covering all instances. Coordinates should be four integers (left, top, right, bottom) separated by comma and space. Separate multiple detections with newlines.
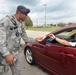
61, 52, 74, 57
66, 54, 74, 57
61, 52, 75, 63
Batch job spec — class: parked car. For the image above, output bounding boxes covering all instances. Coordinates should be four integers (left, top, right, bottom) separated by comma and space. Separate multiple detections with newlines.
24, 24, 76, 75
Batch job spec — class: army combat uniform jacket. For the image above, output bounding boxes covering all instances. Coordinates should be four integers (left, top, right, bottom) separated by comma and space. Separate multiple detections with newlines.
0, 15, 28, 56
0, 15, 30, 74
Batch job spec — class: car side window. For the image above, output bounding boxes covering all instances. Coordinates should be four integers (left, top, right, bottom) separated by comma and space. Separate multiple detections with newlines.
46, 38, 58, 44
46, 38, 53, 44
46, 29, 76, 46
70, 33, 76, 42
45, 35, 70, 46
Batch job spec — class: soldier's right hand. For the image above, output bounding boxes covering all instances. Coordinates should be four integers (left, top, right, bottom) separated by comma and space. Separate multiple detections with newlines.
36, 37, 44, 42
5, 54, 16, 64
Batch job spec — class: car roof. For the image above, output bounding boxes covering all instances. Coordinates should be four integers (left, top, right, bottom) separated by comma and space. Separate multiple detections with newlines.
51, 24, 76, 35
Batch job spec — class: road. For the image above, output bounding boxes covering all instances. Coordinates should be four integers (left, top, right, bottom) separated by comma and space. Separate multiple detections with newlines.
5, 30, 51, 75
27, 30, 49, 38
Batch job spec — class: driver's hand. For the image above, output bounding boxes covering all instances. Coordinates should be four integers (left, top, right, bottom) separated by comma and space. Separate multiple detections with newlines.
48, 34, 56, 39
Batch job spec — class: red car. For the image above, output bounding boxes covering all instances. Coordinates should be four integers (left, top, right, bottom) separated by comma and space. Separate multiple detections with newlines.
24, 24, 76, 75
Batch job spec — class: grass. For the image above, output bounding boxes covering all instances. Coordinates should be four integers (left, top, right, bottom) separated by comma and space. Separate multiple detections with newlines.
26, 27, 60, 32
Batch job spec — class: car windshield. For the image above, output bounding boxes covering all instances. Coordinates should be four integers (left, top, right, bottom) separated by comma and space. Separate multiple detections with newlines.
46, 29, 76, 44
55, 29, 76, 40
56, 29, 76, 36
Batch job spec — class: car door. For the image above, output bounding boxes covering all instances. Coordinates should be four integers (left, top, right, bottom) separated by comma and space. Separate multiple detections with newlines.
43, 38, 74, 75
44, 43, 67, 75
62, 46, 75, 75
33, 43, 65, 75
33, 39, 74, 75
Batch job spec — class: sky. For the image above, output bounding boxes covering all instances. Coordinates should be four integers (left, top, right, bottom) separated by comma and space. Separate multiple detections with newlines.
0, 0, 76, 26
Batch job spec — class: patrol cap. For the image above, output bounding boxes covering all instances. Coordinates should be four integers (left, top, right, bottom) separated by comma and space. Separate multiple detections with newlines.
17, 5, 30, 14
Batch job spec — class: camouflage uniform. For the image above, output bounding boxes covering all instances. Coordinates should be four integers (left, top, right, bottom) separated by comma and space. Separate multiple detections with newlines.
0, 15, 28, 75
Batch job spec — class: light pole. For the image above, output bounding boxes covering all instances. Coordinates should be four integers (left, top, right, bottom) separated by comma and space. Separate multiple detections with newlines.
43, 4, 47, 27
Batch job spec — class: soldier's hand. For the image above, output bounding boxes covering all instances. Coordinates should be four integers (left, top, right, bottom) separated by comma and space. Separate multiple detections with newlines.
5, 54, 15, 64
36, 37, 44, 42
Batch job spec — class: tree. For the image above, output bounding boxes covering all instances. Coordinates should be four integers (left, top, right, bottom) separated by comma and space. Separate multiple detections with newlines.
50, 23, 54, 26
57, 22, 66, 27
24, 16, 33, 28
68, 22, 73, 25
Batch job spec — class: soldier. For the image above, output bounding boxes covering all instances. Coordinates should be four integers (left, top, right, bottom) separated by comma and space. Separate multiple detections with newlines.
0, 5, 30, 75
